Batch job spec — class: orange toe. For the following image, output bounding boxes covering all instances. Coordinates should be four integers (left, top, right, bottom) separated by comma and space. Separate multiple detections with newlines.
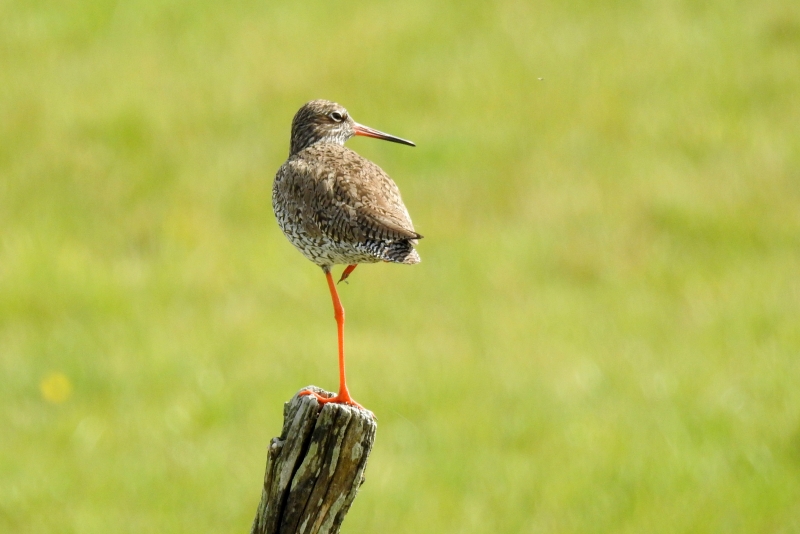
299, 389, 372, 416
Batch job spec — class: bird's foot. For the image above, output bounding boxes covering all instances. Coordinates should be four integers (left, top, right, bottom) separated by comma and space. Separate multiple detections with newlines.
299, 389, 374, 418
337, 264, 358, 284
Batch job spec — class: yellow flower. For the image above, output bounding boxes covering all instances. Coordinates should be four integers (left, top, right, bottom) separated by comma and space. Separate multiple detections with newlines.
40, 372, 73, 404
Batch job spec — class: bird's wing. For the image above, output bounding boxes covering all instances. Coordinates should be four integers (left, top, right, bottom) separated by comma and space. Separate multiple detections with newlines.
292, 145, 421, 243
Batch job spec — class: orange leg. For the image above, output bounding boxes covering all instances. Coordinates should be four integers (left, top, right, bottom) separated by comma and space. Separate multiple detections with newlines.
338, 264, 358, 284
300, 269, 367, 411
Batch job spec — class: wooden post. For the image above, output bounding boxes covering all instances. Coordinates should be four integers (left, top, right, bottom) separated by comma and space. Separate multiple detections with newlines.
250, 386, 377, 534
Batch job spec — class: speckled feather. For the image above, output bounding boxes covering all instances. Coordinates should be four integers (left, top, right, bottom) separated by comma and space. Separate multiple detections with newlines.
273, 100, 422, 269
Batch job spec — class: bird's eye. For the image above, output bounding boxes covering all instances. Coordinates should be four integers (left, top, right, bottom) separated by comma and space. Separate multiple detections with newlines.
330, 111, 344, 122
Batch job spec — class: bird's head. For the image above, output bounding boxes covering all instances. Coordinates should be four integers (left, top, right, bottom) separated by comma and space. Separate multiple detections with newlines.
289, 99, 415, 156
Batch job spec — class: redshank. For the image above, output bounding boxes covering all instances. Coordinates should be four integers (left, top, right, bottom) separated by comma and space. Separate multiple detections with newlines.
273, 100, 421, 410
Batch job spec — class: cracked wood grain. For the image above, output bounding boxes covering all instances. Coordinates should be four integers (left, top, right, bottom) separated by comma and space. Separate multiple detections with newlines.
250, 386, 377, 534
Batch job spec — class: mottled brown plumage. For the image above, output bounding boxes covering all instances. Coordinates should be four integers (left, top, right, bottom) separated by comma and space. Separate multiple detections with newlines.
272, 100, 421, 411
273, 100, 421, 269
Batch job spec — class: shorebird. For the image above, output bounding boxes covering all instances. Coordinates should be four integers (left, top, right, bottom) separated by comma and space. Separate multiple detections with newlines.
273, 100, 421, 410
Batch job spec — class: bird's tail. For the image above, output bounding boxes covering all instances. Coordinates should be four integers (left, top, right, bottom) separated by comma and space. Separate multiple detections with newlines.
369, 238, 421, 265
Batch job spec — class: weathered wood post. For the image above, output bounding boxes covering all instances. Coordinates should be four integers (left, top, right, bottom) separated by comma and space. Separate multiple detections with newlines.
251, 386, 377, 534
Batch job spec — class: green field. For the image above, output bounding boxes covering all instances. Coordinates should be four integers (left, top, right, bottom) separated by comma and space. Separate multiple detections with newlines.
2, 0, 800, 532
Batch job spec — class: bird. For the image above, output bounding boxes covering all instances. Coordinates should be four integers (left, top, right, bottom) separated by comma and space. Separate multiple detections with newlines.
273, 99, 422, 411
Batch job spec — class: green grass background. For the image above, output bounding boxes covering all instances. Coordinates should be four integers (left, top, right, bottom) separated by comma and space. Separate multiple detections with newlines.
2, 0, 800, 532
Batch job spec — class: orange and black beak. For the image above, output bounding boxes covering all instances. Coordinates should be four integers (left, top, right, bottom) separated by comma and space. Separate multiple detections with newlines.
353, 123, 415, 147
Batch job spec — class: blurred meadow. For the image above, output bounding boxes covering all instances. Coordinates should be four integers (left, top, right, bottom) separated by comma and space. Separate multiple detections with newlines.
2, 0, 800, 532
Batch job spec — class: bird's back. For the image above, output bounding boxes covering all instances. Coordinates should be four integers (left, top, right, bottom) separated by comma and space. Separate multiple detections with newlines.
273, 143, 421, 267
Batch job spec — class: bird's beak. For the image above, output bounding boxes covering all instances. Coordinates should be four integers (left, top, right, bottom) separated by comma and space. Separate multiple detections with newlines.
353, 123, 415, 147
